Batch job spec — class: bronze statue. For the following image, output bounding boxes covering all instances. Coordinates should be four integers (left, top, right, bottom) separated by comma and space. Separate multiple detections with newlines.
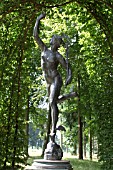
33, 13, 76, 160
33, 13, 72, 140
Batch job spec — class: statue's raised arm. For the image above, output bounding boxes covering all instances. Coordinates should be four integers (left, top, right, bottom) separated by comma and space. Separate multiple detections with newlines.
33, 13, 47, 51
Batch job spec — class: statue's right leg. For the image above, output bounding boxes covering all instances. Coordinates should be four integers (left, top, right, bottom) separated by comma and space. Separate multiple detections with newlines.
49, 76, 62, 141
49, 83, 60, 141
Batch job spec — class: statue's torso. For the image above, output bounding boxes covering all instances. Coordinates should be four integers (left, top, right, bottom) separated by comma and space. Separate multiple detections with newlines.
41, 49, 59, 84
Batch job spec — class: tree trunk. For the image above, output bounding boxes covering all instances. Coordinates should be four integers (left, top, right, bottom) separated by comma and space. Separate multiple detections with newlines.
12, 48, 22, 168
25, 92, 30, 159
89, 130, 92, 160
73, 143, 77, 155
78, 73, 83, 160
89, 114, 92, 160
4, 83, 14, 167
83, 121, 87, 158
78, 114, 83, 159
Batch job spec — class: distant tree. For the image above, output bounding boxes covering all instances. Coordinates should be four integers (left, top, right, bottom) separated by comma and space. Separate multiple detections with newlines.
1, 1, 113, 169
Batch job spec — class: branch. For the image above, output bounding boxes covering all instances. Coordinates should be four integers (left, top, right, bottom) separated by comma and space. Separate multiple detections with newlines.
30, 0, 75, 9
85, 3, 113, 57
1, 0, 75, 21
43, 0, 75, 8
57, 92, 78, 104
75, 0, 113, 57
98, 0, 113, 9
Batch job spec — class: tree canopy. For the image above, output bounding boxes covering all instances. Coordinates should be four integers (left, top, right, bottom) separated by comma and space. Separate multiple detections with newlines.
0, 0, 113, 169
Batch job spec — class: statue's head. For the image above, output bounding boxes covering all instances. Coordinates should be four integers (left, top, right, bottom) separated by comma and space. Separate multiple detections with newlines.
50, 35, 64, 50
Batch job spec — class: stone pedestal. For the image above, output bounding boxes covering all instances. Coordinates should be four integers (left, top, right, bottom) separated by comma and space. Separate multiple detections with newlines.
25, 159, 73, 170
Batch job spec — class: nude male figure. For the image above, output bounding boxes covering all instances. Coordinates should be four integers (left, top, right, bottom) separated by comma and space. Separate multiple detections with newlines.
33, 13, 72, 142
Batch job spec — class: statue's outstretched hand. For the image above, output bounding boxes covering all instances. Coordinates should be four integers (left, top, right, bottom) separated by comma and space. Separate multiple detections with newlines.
37, 13, 46, 20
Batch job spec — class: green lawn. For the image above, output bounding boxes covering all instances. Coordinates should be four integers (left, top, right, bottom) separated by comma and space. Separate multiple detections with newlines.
66, 158, 101, 170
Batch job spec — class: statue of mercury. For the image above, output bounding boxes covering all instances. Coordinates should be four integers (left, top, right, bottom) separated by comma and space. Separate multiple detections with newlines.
33, 13, 72, 142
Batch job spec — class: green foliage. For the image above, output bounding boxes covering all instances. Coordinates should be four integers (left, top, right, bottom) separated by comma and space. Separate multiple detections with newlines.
1, 0, 113, 169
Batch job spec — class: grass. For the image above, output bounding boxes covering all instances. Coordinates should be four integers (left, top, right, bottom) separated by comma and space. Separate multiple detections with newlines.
66, 158, 101, 170
27, 155, 42, 165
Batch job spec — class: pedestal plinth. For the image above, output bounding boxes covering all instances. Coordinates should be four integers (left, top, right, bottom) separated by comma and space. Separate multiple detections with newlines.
44, 141, 63, 160
25, 159, 73, 170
